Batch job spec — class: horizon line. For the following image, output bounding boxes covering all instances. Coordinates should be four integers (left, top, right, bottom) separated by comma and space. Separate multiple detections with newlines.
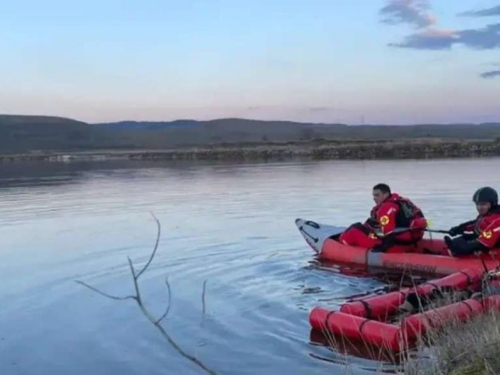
1, 113, 499, 127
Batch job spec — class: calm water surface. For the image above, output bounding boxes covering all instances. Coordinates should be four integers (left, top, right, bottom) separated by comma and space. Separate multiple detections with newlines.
1, 158, 499, 375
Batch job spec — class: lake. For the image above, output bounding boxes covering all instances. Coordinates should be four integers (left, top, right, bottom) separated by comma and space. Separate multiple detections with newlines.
1, 158, 499, 375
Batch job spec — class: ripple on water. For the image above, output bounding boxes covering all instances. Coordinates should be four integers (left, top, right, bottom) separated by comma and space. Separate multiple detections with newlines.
1, 158, 500, 374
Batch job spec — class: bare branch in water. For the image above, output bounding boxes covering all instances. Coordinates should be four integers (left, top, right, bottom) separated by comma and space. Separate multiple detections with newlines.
136, 212, 161, 279
201, 280, 208, 327
127, 257, 142, 304
150, 314, 216, 375
76, 214, 216, 375
75, 280, 136, 301
156, 277, 172, 325
202, 280, 207, 316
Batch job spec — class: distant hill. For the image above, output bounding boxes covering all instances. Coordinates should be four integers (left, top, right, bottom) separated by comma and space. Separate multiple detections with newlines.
0, 115, 118, 152
92, 118, 500, 147
96, 119, 203, 131
1, 114, 500, 153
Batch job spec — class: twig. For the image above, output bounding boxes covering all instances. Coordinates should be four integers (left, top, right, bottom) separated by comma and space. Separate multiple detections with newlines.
202, 280, 207, 317
136, 212, 161, 279
201, 280, 208, 327
150, 316, 215, 375
76, 214, 216, 375
127, 257, 142, 304
156, 277, 172, 325
75, 280, 136, 301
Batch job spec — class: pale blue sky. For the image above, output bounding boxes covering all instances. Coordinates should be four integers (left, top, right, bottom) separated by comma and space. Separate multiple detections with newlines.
0, 0, 499, 124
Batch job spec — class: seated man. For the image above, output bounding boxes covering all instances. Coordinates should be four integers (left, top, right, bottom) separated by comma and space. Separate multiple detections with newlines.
339, 183, 427, 252
445, 187, 500, 256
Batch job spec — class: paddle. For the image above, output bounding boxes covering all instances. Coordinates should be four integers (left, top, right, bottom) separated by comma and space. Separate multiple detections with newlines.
375, 226, 450, 238
425, 229, 451, 234
370, 226, 451, 253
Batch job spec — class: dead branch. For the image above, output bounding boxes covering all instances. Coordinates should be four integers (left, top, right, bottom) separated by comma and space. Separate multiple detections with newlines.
75, 280, 136, 301
136, 212, 161, 279
201, 280, 208, 327
76, 213, 215, 375
156, 277, 172, 325
202, 280, 207, 316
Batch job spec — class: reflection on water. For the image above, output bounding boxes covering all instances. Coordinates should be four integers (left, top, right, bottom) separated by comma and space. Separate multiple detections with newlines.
0, 158, 499, 374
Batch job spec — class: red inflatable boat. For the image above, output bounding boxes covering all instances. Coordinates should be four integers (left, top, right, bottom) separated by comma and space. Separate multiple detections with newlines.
298, 219, 500, 355
309, 268, 500, 352
295, 218, 500, 275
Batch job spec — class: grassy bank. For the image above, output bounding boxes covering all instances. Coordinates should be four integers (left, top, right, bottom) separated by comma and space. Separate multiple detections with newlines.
404, 309, 500, 375
1, 138, 500, 163
314, 276, 500, 374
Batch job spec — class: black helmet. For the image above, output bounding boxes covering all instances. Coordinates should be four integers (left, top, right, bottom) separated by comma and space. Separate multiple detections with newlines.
472, 187, 498, 207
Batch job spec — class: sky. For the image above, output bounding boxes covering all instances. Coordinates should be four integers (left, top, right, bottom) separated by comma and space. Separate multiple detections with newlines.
0, 0, 499, 125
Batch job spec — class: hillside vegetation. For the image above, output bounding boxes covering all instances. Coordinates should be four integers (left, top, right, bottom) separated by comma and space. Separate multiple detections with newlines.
1, 115, 500, 154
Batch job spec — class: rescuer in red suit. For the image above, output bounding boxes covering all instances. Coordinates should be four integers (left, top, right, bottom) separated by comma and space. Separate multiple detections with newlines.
339, 183, 427, 252
445, 187, 500, 256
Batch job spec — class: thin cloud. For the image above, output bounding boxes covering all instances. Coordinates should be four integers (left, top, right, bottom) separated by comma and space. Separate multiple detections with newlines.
308, 107, 332, 112
306, 106, 362, 114
460, 5, 500, 18
480, 69, 500, 78
390, 23, 500, 50
382, 2, 500, 79
389, 29, 458, 49
380, 0, 436, 29
458, 23, 500, 49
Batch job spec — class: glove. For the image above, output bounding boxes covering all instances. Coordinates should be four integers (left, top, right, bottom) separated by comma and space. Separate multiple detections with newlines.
365, 218, 379, 228
446, 236, 486, 256
449, 226, 464, 237
444, 235, 454, 249
370, 244, 386, 253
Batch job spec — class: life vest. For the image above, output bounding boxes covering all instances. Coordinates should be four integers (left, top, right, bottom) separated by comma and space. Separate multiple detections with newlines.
371, 194, 424, 228
472, 207, 500, 248
393, 195, 425, 228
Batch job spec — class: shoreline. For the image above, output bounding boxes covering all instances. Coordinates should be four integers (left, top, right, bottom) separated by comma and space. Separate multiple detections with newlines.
1, 139, 499, 163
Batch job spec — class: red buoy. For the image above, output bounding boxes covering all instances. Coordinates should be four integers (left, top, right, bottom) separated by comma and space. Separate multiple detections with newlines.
339, 268, 484, 321
340, 290, 409, 320
414, 268, 483, 296
310, 307, 403, 351
401, 298, 484, 339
